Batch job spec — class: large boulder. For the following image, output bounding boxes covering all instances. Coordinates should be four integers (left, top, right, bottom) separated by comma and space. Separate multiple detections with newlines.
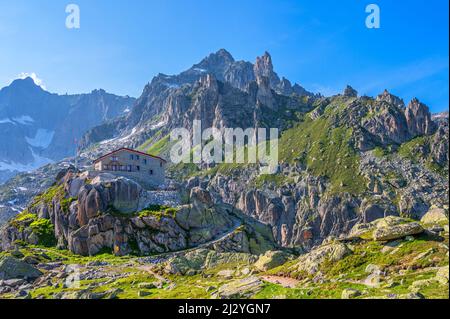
341, 288, 361, 299
0, 256, 42, 280
420, 207, 448, 225
287, 242, 352, 276
254, 250, 292, 271
217, 276, 263, 299
174, 188, 235, 246
349, 216, 425, 241
372, 222, 423, 241
435, 266, 449, 285
163, 249, 257, 275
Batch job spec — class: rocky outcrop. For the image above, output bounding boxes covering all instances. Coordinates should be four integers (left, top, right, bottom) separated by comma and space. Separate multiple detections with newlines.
277, 242, 352, 277
376, 90, 405, 109
0, 170, 277, 257
216, 276, 263, 299
254, 250, 293, 271
0, 256, 42, 280
343, 85, 358, 98
348, 216, 425, 241
420, 207, 448, 225
405, 98, 436, 137
372, 222, 424, 241
163, 248, 258, 276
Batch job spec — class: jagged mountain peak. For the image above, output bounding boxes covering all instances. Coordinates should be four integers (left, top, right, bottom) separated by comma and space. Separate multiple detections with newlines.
343, 85, 358, 97
3, 77, 45, 94
254, 51, 278, 82
194, 48, 235, 71
376, 89, 405, 108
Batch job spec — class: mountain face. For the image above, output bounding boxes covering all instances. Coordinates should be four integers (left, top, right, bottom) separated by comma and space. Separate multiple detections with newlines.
0, 49, 448, 253
0, 78, 135, 184
76, 49, 448, 251
79, 49, 315, 153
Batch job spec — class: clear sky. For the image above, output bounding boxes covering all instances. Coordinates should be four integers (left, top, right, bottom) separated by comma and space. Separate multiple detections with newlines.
0, 0, 448, 112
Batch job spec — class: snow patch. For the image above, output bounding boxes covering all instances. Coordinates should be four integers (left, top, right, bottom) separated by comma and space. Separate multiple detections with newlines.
0, 148, 53, 172
164, 82, 180, 89
100, 137, 116, 145
150, 120, 167, 130
0, 118, 15, 125
12, 115, 35, 125
118, 127, 139, 142
25, 129, 55, 148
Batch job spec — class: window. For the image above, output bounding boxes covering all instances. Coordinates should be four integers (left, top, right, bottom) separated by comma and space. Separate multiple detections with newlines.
128, 165, 132, 172
143, 159, 147, 165
104, 164, 109, 170
136, 166, 140, 171
130, 154, 134, 160
149, 169, 153, 175
111, 156, 118, 161
160, 162, 163, 167
136, 155, 140, 160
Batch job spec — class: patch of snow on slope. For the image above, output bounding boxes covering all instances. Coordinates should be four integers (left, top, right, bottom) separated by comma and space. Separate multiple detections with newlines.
25, 129, 55, 148
118, 127, 139, 142
0, 148, 53, 172
150, 120, 167, 130
0, 118, 15, 125
100, 137, 117, 145
12, 115, 35, 125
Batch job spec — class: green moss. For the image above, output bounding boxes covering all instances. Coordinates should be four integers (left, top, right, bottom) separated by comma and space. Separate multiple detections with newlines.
253, 174, 293, 188
29, 218, 56, 247
31, 184, 65, 208
373, 147, 387, 158
60, 197, 76, 213
137, 205, 179, 219
11, 211, 37, 225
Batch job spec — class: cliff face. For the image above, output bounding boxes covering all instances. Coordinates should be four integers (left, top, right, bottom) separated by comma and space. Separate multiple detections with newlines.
176, 88, 448, 250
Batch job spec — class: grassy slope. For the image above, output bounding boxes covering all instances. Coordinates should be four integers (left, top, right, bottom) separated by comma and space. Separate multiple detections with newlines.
136, 96, 366, 195
1, 228, 447, 299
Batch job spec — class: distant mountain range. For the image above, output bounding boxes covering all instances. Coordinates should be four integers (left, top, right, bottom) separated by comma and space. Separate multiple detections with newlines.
0, 78, 135, 184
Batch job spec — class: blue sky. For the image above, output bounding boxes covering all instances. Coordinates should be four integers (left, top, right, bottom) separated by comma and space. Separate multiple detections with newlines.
0, 0, 448, 112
